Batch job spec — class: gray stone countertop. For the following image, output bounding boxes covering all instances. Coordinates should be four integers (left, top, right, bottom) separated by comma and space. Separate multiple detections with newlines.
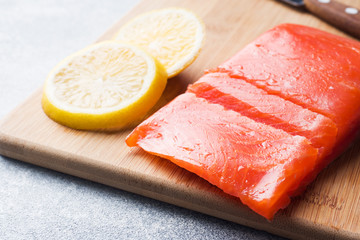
0, 1, 286, 239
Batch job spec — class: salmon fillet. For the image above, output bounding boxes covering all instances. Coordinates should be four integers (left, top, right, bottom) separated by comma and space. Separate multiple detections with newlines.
219, 24, 360, 159
126, 24, 360, 219
188, 72, 337, 153
188, 72, 338, 191
126, 93, 318, 219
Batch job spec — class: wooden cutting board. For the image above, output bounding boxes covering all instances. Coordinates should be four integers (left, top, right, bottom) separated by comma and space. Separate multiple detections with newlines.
1, 0, 360, 239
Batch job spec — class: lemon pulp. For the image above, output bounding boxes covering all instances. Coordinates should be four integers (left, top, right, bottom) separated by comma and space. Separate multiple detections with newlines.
42, 41, 167, 131
113, 8, 205, 78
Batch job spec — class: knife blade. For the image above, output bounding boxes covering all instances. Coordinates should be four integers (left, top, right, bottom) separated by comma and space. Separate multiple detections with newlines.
277, 0, 360, 38
278, 0, 305, 8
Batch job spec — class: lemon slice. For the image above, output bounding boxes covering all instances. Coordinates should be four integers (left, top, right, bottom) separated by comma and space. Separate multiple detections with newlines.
42, 41, 167, 131
113, 8, 205, 78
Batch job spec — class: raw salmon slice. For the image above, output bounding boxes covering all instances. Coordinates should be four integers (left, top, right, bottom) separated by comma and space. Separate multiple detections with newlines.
188, 73, 337, 191
219, 23, 360, 159
188, 72, 338, 190
126, 93, 318, 219
188, 72, 337, 153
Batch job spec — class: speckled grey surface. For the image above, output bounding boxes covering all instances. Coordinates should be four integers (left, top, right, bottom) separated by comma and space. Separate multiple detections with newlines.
0, 1, 287, 239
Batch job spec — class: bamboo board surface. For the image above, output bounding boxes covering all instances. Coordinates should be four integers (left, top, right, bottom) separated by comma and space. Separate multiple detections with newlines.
1, 0, 360, 239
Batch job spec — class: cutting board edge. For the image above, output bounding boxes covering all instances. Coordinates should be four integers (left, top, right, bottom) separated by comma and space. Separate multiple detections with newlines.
1, 130, 359, 240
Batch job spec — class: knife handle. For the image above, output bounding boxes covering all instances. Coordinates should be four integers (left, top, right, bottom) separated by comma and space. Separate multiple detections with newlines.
304, 0, 360, 38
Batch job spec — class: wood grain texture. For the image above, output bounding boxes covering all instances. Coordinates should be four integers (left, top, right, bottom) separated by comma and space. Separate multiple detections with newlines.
304, 0, 360, 38
1, 0, 360, 239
